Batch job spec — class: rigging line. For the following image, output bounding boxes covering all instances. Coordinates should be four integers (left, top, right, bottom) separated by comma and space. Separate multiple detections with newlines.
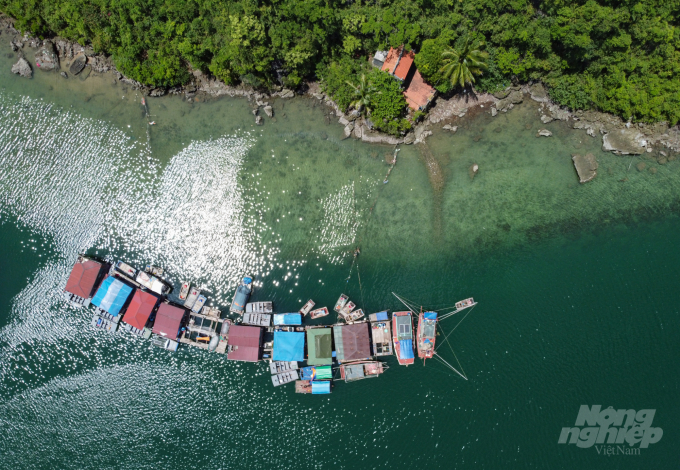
432, 352, 468, 380
435, 304, 477, 352
438, 322, 468, 380
392, 292, 419, 313
356, 262, 365, 310
439, 303, 477, 324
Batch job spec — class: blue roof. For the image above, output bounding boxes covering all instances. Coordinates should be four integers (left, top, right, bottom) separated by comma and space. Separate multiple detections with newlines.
273, 331, 305, 361
424, 311, 438, 320
399, 339, 414, 359
374, 311, 389, 321
273, 313, 302, 325
91, 277, 133, 316
312, 381, 331, 394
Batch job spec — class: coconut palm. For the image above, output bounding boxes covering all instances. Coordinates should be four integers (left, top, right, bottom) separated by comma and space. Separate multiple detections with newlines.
440, 37, 489, 89
346, 73, 379, 115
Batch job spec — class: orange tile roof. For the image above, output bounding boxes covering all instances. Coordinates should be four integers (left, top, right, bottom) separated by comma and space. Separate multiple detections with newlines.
380, 48, 401, 75
404, 69, 436, 110
393, 50, 414, 80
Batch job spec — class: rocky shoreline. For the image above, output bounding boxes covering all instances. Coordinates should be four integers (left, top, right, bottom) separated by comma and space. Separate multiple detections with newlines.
3, 14, 679, 156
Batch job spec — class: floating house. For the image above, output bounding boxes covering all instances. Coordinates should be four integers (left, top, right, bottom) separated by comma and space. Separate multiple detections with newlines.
121, 289, 159, 337
339, 361, 386, 382
91, 276, 134, 332
152, 303, 187, 342
64, 256, 107, 307
273, 313, 302, 326
226, 325, 263, 362
369, 311, 392, 356
306, 327, 333, 365
295, 380, 332, 394
333, 323, 372, 362
272, 331, 305, 362
300, 365, 333, 381
379, 46, 436, 111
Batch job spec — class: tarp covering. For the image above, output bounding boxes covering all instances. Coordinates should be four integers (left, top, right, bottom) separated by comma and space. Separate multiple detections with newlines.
152, 303, 186, 339
306, 328, 333, 365
122, 289, 158, 330
374, 311, 389, 321
273, 313, 302, 325
424, 311, 438, 320
399, 339, 414, 359
273, 331, 304, 361
344, 364, 366, 381
65, 260, 103, 298
333, 323, 371, 362
311, 381, 331, 394
231, 281, 251, 313
301, 365, 333, 381
91, 277, 133, 317
227, 325, 262, 362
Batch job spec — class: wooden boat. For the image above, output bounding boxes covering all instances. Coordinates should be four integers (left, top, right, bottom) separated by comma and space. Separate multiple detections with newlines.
334, 294, 349, 313
184, 287, 200, 309
347, 308, 364, 322
136, 271, 170, 295
270, 361, 298, 374
271, 370, 299, 387
178, 282, 190, 300
145, 265, 164, 276
310, 307, 329, 319
191, 295, 207, 313
339, 360, 386, 382
339, 301, 355, 316
230, 276, 253, 314
455, 297, 475, 309
392, 311, 414, 366
115, 260, 136, 278
416, 310, 438, 360
299, 299, 315, 315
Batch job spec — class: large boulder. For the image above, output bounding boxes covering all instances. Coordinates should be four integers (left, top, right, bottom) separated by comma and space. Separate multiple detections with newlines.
496, 90, 523, 111
11, 57, 32, 78
35, 40, 59, 71
602, 129, 645, 154
69, 54, 87, 75
529, 83, 549, 102
572, 153, 598, 183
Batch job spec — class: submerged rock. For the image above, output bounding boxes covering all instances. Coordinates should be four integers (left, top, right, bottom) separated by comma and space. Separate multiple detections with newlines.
279, 88, 295, 99
255, 115, 263, 125
491, 107, 498, 117
496, 90, 523, 112
263, 105, 273, 117
602, 129, 645, 154
69, 54, 87, 75
60, 71, 68, 78
537, 129, 552, 137
469, 163, 479, 180
442, 124, 458, 133
11, 57, 31, 77
343, 123, 354, 138
572, 153, 598, 183
540, 114, 553, 124
636, 162, 646, 172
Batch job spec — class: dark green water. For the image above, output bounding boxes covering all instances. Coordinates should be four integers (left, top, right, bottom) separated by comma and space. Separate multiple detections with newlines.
0, 40, 678, 469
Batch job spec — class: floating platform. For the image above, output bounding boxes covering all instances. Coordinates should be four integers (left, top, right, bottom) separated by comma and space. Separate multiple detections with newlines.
242, 312, 271, 327
181, 311, 228, 354
121, 323, 153, 339
270, 361, 299, 374
370, 311, 392, 356
272, 370, 299, 387
246, 301, 273, 314
91, 314, 119, 333
339, 361, 386, 382
152, 335, 179, 351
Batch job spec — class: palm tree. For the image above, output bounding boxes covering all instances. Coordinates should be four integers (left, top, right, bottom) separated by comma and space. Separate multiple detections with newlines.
346, 74, 380, 115
439, 37, 489, 89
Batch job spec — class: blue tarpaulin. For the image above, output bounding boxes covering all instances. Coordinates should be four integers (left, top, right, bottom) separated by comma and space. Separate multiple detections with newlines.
374, 311, 389, 321
273, 313, 302, 325
424, 311, 438, 320
273, 331, 305, 361
312, 381, 331, 394
91, 277, 133, 317
399, 339, 414, 359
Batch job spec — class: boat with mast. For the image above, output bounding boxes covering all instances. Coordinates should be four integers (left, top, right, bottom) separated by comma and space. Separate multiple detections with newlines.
392, 311, 414, 366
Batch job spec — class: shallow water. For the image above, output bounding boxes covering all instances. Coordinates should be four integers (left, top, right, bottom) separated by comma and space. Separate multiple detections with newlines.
0, 39, 678, 469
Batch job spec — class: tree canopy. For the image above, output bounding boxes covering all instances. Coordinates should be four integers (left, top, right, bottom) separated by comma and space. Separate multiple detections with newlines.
1, 0, 679, 124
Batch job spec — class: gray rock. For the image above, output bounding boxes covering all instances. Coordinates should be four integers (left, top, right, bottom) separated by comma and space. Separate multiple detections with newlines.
280, 88, 295, 99
529, 83, 549, 102
496, 90, 523, 111
343, 123, 354, 138
602, 129, 645, 155
403, 133, 416, 145
548, 104, 570, 121
338, 116, 350, 126
11, 57, 31, 78
586, 127, 595, 137
442, 125, 458, 133
35, 41, 59, 71
493, 89, 511, 100
69, 54, 87, 75
313, 93, 324, 100
353, 124, 363, 139
149, 88, 166, 97
540, 114, 553, 124
255, 115, 263, 125
60, 71, 68, 78
537, 129, 552, 137
491, 107, 498, 117
572, 153, 598, 183
361, 130, 404, 145
252, 108, 258, 116
264, 105, 273, 117
10, 40, 22, 52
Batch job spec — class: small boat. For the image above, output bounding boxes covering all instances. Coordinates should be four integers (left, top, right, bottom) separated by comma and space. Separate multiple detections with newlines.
115, 260, 136, 278
141, 97, 146, 106
340, 301, 355, 316
392, 311, 414, 366
334, 294, 349, 313
179, 282, 190, 300
191, 295, 207, 313
416, 310, 438, 360
299, 299, 315, 315
310, 307, 329, 319
347, 308, 364, 321
455, 297, 476, 310
145, 265, 164, 276
230, 276, 253, 314
151, 335, 179, 352
184, 287, 200, 309
270, 361, 298, 374
136, 271, 169, 295
339, 360, 386, 382
271, 370, 299, 387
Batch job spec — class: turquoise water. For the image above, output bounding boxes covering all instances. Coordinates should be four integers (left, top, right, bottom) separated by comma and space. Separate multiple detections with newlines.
0, 40, 678, 469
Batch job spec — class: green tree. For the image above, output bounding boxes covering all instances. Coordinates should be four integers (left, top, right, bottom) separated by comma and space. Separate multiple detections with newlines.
440, 37, 489, 89
346, 73, 379, 116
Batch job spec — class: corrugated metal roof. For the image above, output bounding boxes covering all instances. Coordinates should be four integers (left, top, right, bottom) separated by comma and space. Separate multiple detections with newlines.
152, 303, 186, 339
122, 289, 158, 330
227, 325, 262, 362
333, 323, 371, 362
64, 260, 103, 298
404, 69, 436, 110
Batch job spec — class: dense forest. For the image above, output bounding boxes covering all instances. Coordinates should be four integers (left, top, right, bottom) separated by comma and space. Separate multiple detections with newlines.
2, 0, 679, 128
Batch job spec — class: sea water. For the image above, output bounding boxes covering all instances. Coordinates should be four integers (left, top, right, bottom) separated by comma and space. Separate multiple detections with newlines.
0, 39, 678, 469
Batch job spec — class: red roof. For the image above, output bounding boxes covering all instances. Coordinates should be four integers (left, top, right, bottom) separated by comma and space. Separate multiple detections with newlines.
393, 50, 414, 81
339, 323, 371, 361
122, 289, 158, 330
64, 259, 103, 298
381, 48, 401, 75
404, 69, 436, 110
152, 303, 186, 339
227, 325, 262, 362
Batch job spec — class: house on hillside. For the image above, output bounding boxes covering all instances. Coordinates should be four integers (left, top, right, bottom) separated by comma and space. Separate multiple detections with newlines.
374, 46, 436, 111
